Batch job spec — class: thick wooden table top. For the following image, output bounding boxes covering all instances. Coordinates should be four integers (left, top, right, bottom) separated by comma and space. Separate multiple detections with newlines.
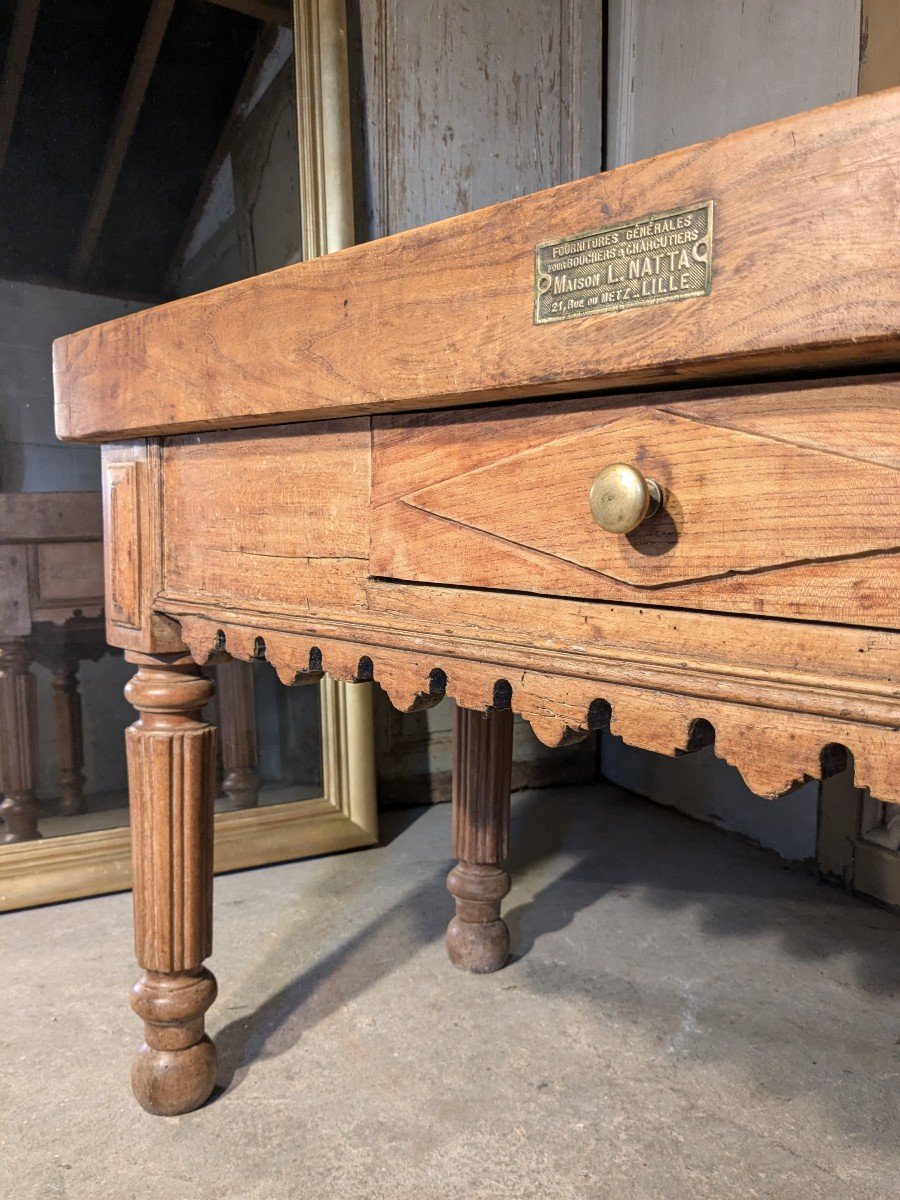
53, 88, 900, 444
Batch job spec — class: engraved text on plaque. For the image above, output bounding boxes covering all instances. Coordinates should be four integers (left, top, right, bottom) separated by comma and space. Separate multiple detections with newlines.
534, 201, 713, 324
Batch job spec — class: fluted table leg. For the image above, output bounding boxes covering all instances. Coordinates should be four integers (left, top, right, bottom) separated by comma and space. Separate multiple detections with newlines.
215, 658, 260, 809
125, 651, 218, 1116
0, 638, 40, 843
446, 705, 513, 973
51, 658, 86, 816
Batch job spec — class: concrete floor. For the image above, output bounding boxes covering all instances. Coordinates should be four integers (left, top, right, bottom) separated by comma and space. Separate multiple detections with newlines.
1, 784, 898, 1200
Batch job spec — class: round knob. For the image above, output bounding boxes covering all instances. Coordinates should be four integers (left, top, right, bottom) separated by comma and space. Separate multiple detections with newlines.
589, 463, 662, 534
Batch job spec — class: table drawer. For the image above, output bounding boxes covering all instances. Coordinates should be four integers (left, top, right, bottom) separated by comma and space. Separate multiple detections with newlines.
371, 375, 900, 629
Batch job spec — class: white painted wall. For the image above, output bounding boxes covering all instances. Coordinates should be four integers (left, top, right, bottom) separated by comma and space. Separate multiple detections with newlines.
601, 0, 864, 858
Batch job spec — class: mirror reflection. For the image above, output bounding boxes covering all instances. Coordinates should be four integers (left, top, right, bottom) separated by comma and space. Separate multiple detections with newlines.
0, 2, 346, 895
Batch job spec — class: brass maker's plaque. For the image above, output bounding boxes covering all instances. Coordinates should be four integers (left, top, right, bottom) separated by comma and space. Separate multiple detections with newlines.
534, 200, 713, 325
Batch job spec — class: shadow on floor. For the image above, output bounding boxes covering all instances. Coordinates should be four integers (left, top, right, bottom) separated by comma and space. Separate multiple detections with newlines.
213, 784, 899, 1121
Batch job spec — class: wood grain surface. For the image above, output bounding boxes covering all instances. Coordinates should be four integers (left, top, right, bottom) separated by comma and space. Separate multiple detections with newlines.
372, 375, 900, 627
54, 88, 900, 442
446, 704, 513, 974
161, 419, 370, 618
125, 653, 218, 1116
163, 598, 900, 805
89, 379, 900, 803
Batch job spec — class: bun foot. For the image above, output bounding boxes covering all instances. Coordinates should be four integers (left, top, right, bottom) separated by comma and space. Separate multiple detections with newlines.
446, 861, 511, 973
131, 968, 218, 1115
446, 914, 510, 973
132, 1035, 218, 1116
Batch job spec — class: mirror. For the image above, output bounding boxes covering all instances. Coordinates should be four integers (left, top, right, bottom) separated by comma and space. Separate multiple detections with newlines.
0, 0, 375, 908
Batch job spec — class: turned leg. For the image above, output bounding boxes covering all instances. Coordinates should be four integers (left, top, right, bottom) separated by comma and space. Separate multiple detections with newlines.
125, 652, 218, 1116
51, 658, 86, 816
446, 705, 513, 973
215, 658, 260, 809
0, 638, 40, 843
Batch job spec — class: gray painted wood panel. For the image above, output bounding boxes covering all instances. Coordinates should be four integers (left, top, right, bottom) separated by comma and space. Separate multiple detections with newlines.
606, 0, 862, 168
360, 0, 603, 237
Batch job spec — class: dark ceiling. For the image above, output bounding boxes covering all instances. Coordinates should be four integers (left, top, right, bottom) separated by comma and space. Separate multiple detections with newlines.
0, 0, 278, 298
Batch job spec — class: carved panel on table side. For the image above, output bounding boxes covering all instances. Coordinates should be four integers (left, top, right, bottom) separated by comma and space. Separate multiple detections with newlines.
160, 420, 370, 626
105, 461, 142, 629
101, 443, 185, 654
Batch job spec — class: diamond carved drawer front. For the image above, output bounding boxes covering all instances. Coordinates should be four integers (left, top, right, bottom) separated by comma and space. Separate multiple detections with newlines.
371, 377, 900, 628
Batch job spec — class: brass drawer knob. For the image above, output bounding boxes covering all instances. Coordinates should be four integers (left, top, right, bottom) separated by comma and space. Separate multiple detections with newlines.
589, 463, 662, 534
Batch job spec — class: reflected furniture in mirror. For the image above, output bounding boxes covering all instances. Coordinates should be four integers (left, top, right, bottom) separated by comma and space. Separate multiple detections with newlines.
215, 659, 260, 809
0, 492, 106, 842
0, 489, 375, 909
0, 491, 265, 839
0, 0, 379, 914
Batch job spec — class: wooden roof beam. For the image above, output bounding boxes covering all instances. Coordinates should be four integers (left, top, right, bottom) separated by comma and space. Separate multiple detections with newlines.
68, 0, 176, 286
0, 0, 41, 175
204, 0, 292, 27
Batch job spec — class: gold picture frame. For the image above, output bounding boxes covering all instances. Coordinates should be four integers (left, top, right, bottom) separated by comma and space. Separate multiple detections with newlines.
0, 0, 377, 911
0, 678, 376, 909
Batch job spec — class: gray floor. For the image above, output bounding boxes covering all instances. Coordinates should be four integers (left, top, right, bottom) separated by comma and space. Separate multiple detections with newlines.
1, 784, 898, 1200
